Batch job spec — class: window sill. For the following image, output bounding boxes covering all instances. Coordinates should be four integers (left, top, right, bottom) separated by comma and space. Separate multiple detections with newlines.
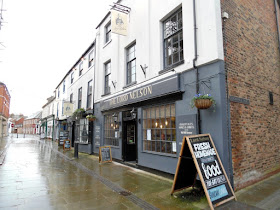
101, 92, 111, 97
159, 60, 185, 75
103, 39, 112, 48
105, 145, 120, 149
123, 81, 137, 89
141, 150, 177, 158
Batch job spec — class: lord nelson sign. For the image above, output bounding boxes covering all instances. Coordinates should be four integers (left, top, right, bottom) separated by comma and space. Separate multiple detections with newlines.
100, 75, 180, 111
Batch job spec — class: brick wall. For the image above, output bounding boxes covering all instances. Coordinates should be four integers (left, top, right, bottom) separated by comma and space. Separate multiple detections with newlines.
221, 0, 280, 189
0, 84, 11, 118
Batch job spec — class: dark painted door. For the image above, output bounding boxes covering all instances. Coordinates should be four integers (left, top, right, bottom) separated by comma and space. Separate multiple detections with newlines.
123, 120, 137, 162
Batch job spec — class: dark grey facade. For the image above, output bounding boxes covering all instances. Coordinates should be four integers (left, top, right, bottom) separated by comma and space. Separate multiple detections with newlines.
93, 60, 232, 179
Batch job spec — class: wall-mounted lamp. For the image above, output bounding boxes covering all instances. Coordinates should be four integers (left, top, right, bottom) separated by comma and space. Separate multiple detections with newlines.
140, 64, 148, 77
112, 113, 118, 122
130, 108, 137, 119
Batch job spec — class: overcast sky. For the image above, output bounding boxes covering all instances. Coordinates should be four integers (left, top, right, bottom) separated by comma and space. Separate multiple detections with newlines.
0, 0, 113, 116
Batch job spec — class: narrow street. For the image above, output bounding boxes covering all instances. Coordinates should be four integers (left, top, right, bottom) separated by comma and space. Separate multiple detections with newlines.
1, 135, 279, 210
0, 135, 207, 210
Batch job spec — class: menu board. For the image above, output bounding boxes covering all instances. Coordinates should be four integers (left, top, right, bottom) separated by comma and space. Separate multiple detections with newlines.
99, 146, 112, 163
59, 131, 69, 146
172, 134, 236, 209
63, 139, 71, 151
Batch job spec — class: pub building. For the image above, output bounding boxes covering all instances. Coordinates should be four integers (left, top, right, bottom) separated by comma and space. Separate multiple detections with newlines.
91, 0, 232, 180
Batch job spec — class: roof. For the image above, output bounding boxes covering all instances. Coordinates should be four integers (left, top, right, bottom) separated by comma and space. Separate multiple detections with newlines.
42, 96, 55, 108
26, 111, 42, 120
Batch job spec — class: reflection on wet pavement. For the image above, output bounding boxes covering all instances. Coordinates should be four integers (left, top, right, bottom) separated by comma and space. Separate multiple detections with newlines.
0, 135, 208, 209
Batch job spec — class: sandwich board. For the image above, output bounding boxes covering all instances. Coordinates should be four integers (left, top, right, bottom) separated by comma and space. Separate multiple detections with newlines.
99, 146, 112, 163
171, 134, 236, 209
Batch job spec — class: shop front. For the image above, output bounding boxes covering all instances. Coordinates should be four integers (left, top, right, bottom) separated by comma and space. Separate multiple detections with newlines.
69, 110, 94, 154
94, 61, 232, 175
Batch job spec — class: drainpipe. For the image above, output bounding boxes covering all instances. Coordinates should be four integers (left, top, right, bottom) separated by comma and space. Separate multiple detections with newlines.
274, 0, 280, 53
52, 115, 54, 141
193, 0, 201, 134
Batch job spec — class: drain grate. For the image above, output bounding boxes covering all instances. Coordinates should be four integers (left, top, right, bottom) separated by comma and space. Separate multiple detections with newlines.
119, 191, 132, 196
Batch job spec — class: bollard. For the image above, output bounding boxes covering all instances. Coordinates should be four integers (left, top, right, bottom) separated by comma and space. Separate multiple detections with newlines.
74, 142, 79, 158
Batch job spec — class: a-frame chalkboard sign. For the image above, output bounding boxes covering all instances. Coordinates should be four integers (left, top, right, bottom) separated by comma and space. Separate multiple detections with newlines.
171, 134, 236, 209
99, 146, 112, 163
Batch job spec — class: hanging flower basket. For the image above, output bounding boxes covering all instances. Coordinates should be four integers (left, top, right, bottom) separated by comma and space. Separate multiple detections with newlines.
191, 94, 216, 110
194, 99, 213, 109
86, 114, 96, 122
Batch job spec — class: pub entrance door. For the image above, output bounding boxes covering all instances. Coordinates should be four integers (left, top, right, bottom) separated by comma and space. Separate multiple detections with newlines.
123, 119, 137, 162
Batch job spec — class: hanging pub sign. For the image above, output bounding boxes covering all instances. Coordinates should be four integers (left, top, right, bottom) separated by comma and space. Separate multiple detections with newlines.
171, 134, 236, 209
64, 102, 74, 116
111, 9, 128, 36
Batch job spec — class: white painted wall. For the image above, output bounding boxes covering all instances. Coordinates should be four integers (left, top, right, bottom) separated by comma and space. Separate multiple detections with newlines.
67, 49, 95, 114
94, 0, 224, 103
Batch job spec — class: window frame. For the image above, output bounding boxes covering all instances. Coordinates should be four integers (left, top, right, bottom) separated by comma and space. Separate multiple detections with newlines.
163, 8, 184, 70
63, 80, 65, 93
79, 62, 83, 76
88, 50, 94, 68
104, 113, 119, 147
126, 43, 136, 85
105, 21, 111, 44
87, 80, 93, 109
70, 93, 73, 103
104, 61, 111, 95
71, 72, 74, 84
142, 103, 176, 156
78, 87, 82, 109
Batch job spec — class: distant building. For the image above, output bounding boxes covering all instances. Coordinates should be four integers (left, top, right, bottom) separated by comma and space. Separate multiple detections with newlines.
41, 96, 56, 139
0, 82, 11, 137
23, 111, 42, 134
14, 117, 25, 134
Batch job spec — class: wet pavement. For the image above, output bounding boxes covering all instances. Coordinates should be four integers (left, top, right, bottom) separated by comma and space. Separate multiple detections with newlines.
0, 134, 279, 209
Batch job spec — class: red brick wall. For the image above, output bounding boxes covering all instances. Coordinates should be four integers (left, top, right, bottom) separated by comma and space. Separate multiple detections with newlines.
0, 84, 11, 118
221, 0, 280, 189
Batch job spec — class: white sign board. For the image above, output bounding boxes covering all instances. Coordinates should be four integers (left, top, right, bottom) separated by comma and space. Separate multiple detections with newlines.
64, 102, 74, 116
111, 10, 128, 36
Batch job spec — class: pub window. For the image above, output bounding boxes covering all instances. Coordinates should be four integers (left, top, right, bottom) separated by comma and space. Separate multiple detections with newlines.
79, 62, 83, 76
87, 80, 93, 109
163, 8, 183, 69
76, 118, 89, 144
126, 43, 136, 84
143, 104, 176, 154
104, 114, 119, 147
78, 87, 82, 109
105, 22, 111, 44
104, 61, 111, 95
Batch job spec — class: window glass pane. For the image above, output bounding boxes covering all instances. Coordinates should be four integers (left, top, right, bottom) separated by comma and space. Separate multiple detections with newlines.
143, 104, 176, 154
163, 9, 183, 68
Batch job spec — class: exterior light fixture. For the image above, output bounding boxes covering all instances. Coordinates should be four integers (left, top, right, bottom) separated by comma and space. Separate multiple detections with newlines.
112, 113, 118, 122
130, 108, 137, 119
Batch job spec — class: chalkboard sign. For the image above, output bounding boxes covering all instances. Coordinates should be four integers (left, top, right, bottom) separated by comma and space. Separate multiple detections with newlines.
63, 139, 71, 151
99, 146, 112, 163
171, 134, 236, 209
59, 131, 69, 146
171, 135, 197, 194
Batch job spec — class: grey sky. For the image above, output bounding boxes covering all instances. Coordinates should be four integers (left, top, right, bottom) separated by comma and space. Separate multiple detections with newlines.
0, 0, 113, 116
